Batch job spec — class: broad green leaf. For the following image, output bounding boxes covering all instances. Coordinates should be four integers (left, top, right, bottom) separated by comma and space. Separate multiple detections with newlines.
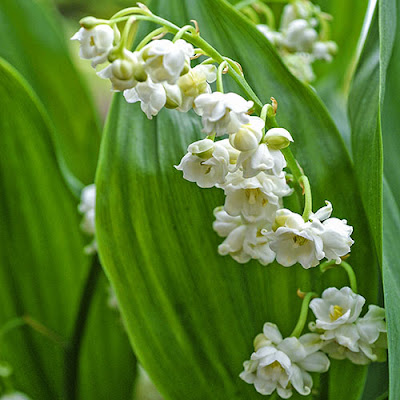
348, 3, 397, 398
96, 0, 379, 399
0, 58, 135, 399
0, 0, 101, 184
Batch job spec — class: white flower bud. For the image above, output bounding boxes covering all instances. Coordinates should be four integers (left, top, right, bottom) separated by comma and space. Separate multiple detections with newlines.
97, 50, 142, 91
284, 19, 318, 52
264, 127, 293, 150
229, 116, 264, 152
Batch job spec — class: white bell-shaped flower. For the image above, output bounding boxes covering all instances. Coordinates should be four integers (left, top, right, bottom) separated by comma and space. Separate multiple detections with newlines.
175, 139, 238, 188
141, 39, 194, 84
213, 208, 275, 265
265, 209, 325, 268
124, 77, 166, 119
219, 171, 291, 223
240, 323, 330, 398
310, 201, 354, 263
284, 19, 318, 52
71, 25, 114, 67
97, 50, 142, 91
309, 287, 365, 331
229, 116, 264, 152
194, 92, 253, 135
177, 64, 217, 112
264, 128, 294, 150
312, 41, 337, 62
236, 144, 286, 178
280, 3, 313, 30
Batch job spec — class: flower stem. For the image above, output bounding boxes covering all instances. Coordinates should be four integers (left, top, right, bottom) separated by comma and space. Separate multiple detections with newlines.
173, 25, 197, 42
299, 175, 312, 221
217, 61, 228, 93
320, 260, 358, 293
290, 291, 318, 338
65, 255, 102, 400
135, 27, 167, 51
106, 13, 263, 112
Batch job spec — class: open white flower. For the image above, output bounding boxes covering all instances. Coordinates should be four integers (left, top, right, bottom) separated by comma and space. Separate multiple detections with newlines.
265, 209, 324, 268
78, 184, 97, 254
194, 92, 253, 135
175, 139, 238, 188
310, 290, 387, 365
97, 50, 143, 91
124, 77, 166, 119
213, 207, 275, 265
71, 25, 114, 67
240, 323, 330, 398
309, 287, 365, 330
141, 39, 194, 84
312, 41, 337, 62
236, 143, 286, 178
219, 171, 291, 223
177, 64, 217, 112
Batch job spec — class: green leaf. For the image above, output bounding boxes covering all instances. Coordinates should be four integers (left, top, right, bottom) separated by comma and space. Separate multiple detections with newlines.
96, 0, 379, 399
0, 58, 135, 399
348, 2, 398, 398
0, 0, 101, 184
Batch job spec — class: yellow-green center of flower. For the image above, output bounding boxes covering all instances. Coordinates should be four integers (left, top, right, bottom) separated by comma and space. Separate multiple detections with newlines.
269, 361, 284, 371
292, 235, 308, 246
244, 188, 268, 206
90, 36, 95, 46
330, 305, 344, 321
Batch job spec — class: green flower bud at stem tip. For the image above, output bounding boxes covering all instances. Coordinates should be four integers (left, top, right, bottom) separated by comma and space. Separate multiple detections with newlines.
264, 128, 293, 150
79, 16, 105, 29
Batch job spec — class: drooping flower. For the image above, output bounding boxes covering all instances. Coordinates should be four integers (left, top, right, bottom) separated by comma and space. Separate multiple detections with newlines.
309, 287, 365, 330
78, 184, 97, 254
141, 39, 194, 84
71, 25, 114, 67
240, 323, 330, 398
283, 19, 318, 53
177, 64, 217, 112
219, 171, 292, 223
0, 393, 33, 400
312, 41, 337, 62
256, 24, 283, 46
213, 207, 275, 265
266, 202, 354, 268
229, 116, 264, 152
124, 77, 167, 119
194, 92, 253, 135
265, 209, 324, 268
309, 288, 387, 365
175, 139, 238, 188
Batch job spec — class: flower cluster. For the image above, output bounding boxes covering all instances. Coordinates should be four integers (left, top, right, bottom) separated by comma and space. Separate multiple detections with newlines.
309, 287, 387, 365
240, 323, 330, 398
78, 184, 97, 254
255, 0, 337, 82
71, 12, 352, 269
71, 22, 217, 119
241, 286, 387, 398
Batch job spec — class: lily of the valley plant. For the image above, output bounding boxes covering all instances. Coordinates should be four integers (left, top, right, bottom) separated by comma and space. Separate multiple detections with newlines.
71, 1, 387, 398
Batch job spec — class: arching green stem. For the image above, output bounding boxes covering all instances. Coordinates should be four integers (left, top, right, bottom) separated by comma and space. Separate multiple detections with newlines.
299, 175, 312, 221
217, 61, 228, 93
320, 260, 358, 293
253, 1, 276, 29
135, 27, 168, 51
173, 25, 197, 42
290, 291, 318, 337
105, 13, 263, 112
